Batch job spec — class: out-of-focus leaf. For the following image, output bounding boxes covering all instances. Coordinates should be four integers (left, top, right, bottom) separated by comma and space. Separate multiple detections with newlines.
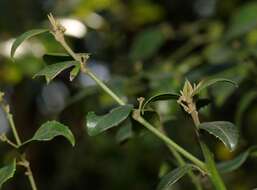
226, 2, 257, 40
33, 61, 79, 84
235, 91, 257, 127
69, 64, 80, 81
86, 105, 133, 136
194, 78, 238, 95
142, 93, 179, 112
157, 165, 195, 190
24, 121, 75, 146
218, 146, 257, 173
130, 27, 166, 61
115, 118, 133, 143
199, 121, 239, 151
43, 53, 73, 64
0, 159, 16, 188
11, 29, 49, 58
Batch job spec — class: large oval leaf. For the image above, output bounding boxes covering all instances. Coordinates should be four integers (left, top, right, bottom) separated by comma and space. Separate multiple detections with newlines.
86, 105, 133, 136
157, 165, 194, 190
0, 159, 16, 188
24, 121, 75, 146
11, 29, 49, 58
142, 93, 179, 112
218, 146, 257, 173
33, 61, 79, 84
199, 121, 239, 151
194, 78, 238, 96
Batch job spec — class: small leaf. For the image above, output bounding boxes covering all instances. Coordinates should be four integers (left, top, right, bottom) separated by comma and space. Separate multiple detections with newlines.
0, 159, 16, 188
142, 93, 179, 112
11, 29, 49, 58
24, 121, 75, 146
69, 64, 80, 81
86, 105, 133, 136
43, 53, 73, 64
194, 78, 238, 95
218, 146, 257, 173
115, 118, 133, 143
33, 61, 79, 84
199, 121, 239, 151
157, 165, 194, 190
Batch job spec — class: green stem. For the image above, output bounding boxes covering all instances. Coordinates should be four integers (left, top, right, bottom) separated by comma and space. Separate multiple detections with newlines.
134, 114, 206, 171
1, 104, 38, 190
86, 70, 126, 106
56, 32, 207, 174
191, 110, 227, 190
160, 127, 202, 190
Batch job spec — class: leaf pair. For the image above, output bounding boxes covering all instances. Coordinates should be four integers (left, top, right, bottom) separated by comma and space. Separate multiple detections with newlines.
11, 29, 84, 84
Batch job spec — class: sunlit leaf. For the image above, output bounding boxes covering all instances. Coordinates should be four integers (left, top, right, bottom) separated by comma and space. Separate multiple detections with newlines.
157, 165, 195, 190
24, 121, 75, 146
199, 121, 239, 151
33, 61, 79, 84
11, 29, 49, 58
194, 78, 238, 95
115, 118, 133, 143
226, 2, 257, 40
86, 105, 133, 136
0, 159, 16, 188
142, 93, 179, 112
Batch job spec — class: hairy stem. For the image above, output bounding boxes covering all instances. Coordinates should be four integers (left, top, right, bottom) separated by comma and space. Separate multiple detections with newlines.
1, 104, 38, 190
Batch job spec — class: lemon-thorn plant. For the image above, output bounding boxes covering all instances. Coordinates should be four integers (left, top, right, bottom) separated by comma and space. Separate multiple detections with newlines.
2, 13, 256, 190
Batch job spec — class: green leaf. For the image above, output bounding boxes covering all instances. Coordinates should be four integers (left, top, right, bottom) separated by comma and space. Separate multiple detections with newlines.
43, 53, 73, 64
0, 159, 16, 188
86, 105, 133, 136
25, 121, 75, 146
142, 93, 179, 112
199, 121, 239, 151
130, 27, 166, 61
157, 165, 194, 190
194, 78, 238, 95
218, 146, 257, 173
226, 2, 257, 40
33, 61, 79, 84
69, 64, 80, 81
115, 118, 133, 143
11, 29, 49, 58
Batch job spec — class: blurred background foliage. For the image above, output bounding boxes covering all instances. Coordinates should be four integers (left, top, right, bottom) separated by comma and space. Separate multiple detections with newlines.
0, 0, 257, 189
